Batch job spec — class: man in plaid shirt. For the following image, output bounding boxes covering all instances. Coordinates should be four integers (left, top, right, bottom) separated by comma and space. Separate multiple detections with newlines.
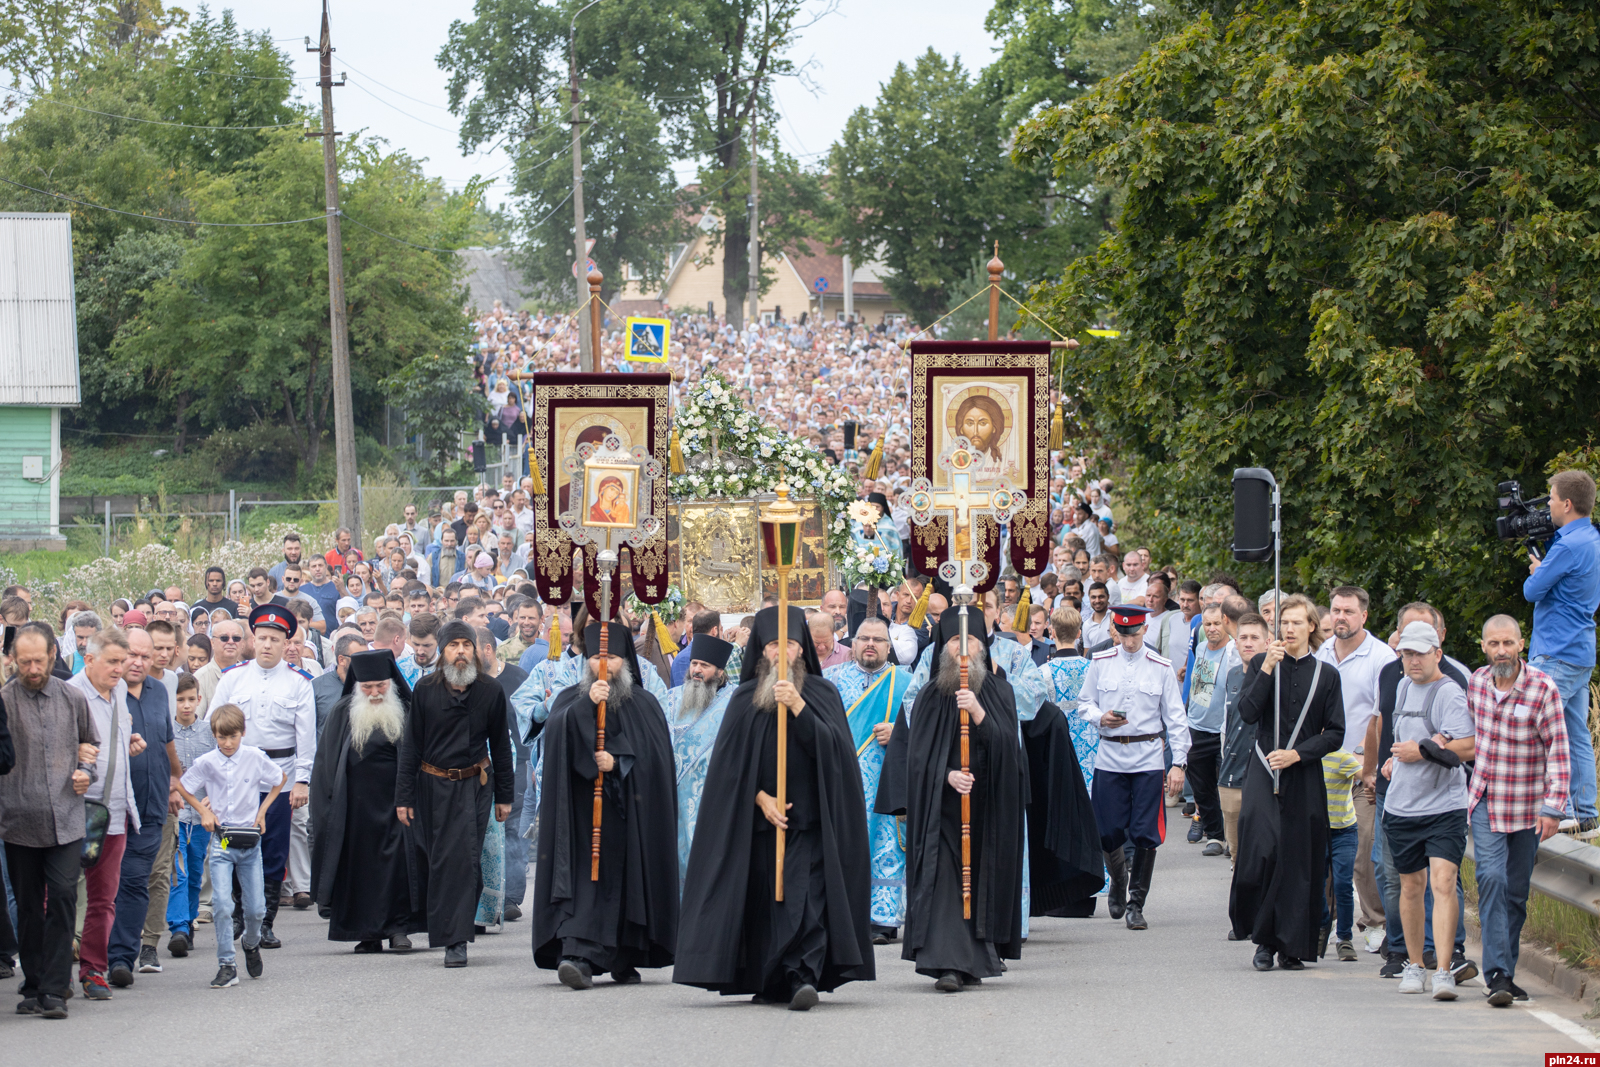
1467, 614, 1570, 1007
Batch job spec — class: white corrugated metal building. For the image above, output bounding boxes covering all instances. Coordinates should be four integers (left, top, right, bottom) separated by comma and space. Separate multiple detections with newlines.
0, 212, 80, 549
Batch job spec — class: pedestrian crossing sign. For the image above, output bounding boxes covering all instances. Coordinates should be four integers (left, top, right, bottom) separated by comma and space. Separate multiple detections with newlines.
625, 317, 671, 363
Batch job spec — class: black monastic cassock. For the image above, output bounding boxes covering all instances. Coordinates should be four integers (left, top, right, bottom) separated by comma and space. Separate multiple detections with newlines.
532, 621, 678, 974
674, 606, 874, 999
310, 651, 425, 942
1023, 700, 1105, 917
877, 606, 1027, 980
1229, 650, 1344, 961
395, 621, 516, 948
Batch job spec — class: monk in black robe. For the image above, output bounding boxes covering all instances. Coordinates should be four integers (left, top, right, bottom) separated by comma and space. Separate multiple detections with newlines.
533, 620, 678, 988
1230, 595, 1345, 971
1023, 700, 1105, 918
395, 621, 515, 967
310, 650, 425, 952
878, 606, 1027, 992
675, 605, 874, 1010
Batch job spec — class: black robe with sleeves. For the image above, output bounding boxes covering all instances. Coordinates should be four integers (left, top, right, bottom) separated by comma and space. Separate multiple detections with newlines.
1229, 650, 1345, 960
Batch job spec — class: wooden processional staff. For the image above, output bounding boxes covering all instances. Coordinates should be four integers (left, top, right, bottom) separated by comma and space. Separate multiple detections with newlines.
908, 442, 1025, 919
759, 482, 806, 902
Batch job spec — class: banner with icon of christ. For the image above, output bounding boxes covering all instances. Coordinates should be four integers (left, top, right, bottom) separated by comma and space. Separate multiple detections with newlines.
910, 342, 1052, 587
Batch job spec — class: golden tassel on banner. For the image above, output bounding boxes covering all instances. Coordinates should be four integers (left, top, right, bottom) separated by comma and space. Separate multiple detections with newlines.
862, 437, 884, 480
1049, 402, 1065, 451
653, 612, 679, 658
1012, 586, 1031, 633
528, 451, 547, 496
669, 428, 686, 474
547, 615, 562, 661
907, 580, 933, 628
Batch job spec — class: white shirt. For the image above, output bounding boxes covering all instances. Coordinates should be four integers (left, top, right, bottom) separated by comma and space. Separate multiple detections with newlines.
181, 745, 286, 827
1078, 643, 1191, 773
1118, 574, 1149, 605
69, 673, 140, 835
206, 659, 317, 784
1314, 630, 1397, 752
1082, 610, 1114, 650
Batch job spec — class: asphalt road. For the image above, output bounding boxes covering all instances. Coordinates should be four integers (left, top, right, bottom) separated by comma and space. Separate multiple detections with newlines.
7, 833, 1596, 1066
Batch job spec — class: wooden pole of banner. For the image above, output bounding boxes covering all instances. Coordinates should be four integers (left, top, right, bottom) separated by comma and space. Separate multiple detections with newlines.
589, 267, 604, 373
987, 243, 1003, 343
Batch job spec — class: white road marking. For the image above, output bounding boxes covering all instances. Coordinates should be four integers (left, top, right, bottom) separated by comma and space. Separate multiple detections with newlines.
1522, 1006, 1600, 1051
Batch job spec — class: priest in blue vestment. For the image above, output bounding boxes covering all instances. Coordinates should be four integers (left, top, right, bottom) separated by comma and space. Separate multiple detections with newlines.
823, 615, 914, 942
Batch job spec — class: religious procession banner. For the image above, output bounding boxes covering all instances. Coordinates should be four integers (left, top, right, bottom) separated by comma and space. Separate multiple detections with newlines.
909, 341, 1052, 588
528, 371, 672, 613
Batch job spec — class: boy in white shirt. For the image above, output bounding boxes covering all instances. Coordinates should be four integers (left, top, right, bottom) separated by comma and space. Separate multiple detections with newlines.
175, 704, 287, 989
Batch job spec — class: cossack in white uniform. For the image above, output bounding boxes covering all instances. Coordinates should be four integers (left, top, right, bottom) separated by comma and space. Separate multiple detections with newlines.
1078, 645, 1191, 771
207, 659, 317, 785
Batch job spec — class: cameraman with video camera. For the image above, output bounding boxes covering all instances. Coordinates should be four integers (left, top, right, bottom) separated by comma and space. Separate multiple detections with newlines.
1522, 470, 1600, 837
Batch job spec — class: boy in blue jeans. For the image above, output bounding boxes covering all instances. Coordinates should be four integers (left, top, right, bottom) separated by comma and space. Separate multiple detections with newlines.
166, 675, 215, 957
1322, 749, 1362, 960
175, 704, 286, 988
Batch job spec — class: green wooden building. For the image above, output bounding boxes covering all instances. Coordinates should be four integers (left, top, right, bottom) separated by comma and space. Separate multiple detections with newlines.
0, 213, 79, 551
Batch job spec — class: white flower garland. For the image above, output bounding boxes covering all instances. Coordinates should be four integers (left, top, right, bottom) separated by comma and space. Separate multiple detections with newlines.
672, 372, 857, 563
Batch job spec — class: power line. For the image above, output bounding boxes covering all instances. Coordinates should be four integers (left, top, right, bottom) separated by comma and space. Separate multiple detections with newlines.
340, 214, 455, 253
0, 174, 486, 257
0, 175, 329, 227
347, 80, 462, 135
338, 59, 457, 112
3, 83, 300, 130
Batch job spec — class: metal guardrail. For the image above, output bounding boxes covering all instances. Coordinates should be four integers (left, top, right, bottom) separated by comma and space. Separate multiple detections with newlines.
1468, 831, 1600, 916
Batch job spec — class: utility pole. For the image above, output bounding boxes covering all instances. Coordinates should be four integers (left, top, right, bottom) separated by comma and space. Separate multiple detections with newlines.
747, 95, 760, 328
570, 0, 606, 371
306, 1, 360, 543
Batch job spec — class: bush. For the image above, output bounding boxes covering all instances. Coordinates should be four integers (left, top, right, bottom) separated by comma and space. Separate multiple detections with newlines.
201, 423, 306, 485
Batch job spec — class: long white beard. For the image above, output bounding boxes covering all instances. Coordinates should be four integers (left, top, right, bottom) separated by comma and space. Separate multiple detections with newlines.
1492, 658, 1519, 681
753, 655, 808, 711
582, 660, 635, 703
678, 675, 724, 721
442, 660, 478, 688
936, 645, 988, 696
349, 688, 405, 754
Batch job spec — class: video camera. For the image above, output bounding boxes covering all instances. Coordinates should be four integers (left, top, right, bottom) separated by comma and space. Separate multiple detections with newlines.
1496, 480, 1557, 548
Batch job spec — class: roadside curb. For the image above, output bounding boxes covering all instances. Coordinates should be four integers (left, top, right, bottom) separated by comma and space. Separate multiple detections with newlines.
1467, 912, 1596, 1004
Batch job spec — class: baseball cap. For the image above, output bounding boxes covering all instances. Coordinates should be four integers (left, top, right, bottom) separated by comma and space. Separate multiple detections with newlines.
1395, 620, 1441, 653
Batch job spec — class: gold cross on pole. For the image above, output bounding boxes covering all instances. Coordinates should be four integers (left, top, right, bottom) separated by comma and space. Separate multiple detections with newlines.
909, 438, 1026, 591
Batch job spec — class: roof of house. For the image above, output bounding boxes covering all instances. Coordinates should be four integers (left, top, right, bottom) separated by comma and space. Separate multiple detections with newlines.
457, 247, 529, 313
0, 213, 80, 406
783, 248, 891, 299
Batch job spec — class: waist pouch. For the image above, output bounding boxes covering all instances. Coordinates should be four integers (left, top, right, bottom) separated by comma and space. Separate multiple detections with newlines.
218, 826, 261, 851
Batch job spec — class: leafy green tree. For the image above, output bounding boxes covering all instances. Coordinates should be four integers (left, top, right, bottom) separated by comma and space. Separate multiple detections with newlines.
439, 0, 819, 323
1014, 0, 1600, 650
0, 0, 183, 91
147, 6, 306, 171
113, 133, 474, 479
830, 50, 1044, 325
380, 351, 488, 484
75, 229, 190, 439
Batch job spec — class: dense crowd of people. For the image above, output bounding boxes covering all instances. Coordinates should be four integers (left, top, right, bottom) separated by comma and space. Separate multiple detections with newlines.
470, 306, 1001, 490
0, 416, 1593, 1019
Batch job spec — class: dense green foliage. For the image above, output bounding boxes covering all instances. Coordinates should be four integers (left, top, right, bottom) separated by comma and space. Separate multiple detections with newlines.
380, 351, 489, 484
437, 0, 823, 323
829, 51, 1045, 325
0, 4, 482, 490
1015, 0, 1600, 648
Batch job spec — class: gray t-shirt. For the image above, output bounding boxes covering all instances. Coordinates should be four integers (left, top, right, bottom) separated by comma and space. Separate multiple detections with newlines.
1384, 676, 1472, 818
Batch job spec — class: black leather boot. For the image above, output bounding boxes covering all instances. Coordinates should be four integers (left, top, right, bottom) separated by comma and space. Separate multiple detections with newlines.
258, 878, 283, 949
1103, 849, 1129, 920
1125, 848, 1156, 930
